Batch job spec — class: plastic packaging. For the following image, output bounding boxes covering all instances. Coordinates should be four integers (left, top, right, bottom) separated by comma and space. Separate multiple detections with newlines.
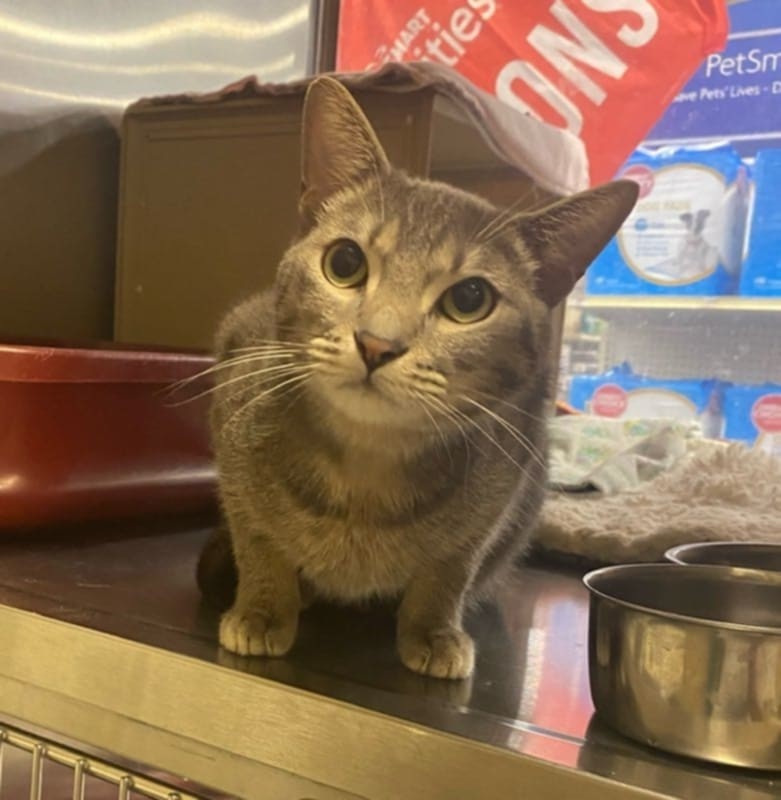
569, 364, 726, 437
740, 149, 781, 297
587, 143, 749, 296
336, 0, 728, 184
723, 384, 781, 458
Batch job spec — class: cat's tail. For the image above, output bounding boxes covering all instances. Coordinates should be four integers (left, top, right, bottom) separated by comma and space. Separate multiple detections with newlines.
196, 524, 237, 612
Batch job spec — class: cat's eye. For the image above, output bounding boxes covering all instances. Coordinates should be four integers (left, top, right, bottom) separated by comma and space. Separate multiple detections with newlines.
322, 239, 368, 288
440, 278, 496, 323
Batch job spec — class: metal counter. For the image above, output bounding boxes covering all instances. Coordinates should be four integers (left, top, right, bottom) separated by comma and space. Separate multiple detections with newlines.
0, 519, 778, 799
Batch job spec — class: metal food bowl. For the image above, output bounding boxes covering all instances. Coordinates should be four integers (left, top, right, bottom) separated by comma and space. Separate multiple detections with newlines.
584, 563, 781, 770
667, 541, 781, 573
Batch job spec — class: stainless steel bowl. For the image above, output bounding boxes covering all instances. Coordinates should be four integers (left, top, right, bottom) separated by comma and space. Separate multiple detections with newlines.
585, 563, 781, 769
667, 542, 781, 572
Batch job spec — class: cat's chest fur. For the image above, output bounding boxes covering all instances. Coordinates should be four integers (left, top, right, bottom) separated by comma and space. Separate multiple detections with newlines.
291, 517, 422, 601
287, 454, 439, 597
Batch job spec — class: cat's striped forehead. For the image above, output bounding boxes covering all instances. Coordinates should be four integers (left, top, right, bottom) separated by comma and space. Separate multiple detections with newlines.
316, 172, 539, 290
326, 174, 489, 243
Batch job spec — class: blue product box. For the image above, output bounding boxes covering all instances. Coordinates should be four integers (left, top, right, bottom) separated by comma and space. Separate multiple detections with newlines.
586, 144, 749, 296
740, 149, 781, 296
724, 384, 781, 457
569, 365, 725, 438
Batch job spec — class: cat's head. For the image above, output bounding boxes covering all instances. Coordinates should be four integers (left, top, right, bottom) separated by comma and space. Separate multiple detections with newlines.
272, 77, 636, 438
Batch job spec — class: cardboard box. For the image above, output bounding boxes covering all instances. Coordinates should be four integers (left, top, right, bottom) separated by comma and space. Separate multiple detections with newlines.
115, 84, 554, 349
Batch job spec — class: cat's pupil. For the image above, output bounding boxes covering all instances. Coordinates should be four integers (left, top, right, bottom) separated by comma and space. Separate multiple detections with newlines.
331, 241, 364, 278
451, 279, 486, 313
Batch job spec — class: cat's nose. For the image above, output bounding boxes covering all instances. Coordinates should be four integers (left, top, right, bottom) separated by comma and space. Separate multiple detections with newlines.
354, 331, 408, 373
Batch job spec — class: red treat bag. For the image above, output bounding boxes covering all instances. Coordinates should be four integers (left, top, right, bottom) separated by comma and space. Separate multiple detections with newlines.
337, 0, 728, 185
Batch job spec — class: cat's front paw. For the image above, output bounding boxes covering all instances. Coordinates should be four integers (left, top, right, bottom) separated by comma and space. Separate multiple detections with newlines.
219, 607, 298, 657
398, 625, 475, 679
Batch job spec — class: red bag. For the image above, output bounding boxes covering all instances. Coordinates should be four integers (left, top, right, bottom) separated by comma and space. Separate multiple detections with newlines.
337, 1, 728, 185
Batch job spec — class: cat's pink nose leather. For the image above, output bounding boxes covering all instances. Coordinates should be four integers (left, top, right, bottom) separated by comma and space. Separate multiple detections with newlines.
354, 331, 407, 373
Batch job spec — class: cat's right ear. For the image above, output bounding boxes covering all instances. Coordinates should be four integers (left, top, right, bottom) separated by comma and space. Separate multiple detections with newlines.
299, 77, 390, 226
515, 180, 638, 308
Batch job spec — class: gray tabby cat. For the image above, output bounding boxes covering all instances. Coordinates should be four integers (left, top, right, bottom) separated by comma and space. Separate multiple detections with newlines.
197, 76, 637, 679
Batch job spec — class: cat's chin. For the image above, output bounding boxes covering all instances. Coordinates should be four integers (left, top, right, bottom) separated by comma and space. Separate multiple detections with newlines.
313, 378, 425, 434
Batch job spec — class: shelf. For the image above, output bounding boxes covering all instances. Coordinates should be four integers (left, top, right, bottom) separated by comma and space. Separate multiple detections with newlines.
5, 524, 751, 800
580, 296, 781, 313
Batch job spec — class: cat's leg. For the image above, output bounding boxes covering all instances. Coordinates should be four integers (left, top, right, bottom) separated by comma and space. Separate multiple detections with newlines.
397, 562, 475, 680
219, 529, 301, 657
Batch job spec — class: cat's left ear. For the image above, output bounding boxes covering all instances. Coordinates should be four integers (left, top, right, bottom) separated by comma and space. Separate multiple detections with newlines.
516, 180, 638, 308
299, 76, 390, 225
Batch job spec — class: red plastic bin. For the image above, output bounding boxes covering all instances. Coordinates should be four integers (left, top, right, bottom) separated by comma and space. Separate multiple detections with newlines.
0, 341, 217, 529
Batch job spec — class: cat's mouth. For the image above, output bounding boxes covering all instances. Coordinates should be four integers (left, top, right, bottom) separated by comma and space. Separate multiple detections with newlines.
336, 375, 401, 408
337, 370, 376, 389
341, 375, 383, 395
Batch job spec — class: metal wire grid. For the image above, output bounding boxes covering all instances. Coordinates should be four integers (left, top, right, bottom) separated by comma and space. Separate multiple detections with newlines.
0, 725, 205, 800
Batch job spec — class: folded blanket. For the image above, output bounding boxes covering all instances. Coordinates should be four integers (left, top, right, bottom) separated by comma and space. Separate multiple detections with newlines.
536, 443, 781, 564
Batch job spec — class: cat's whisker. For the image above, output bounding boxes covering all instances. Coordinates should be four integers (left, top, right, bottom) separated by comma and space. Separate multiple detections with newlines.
164, 357, 250, 395
245, 372, 312, 418
471, 388, 547, 426
460, 396, 547, 472
480, 214, 528, 245
227, 341, 313, 353
480, 193, 556, 246
211, 367, 314, 421
274, 322, 334, 342
221, 378, 309, 431
479, 190, 558, 246
215, 362, 313, 401
413, 388, 456, 436
445, 402, 528, 474
473, 185, 539, 243
522, 193, 556, 216
473, 199, 522, 243
451, 401, 549, 496
229, 338, 341, 359
165, 351, 303, 396
423, 393, 485, 465
223, 349, 303, 361
227, 345, 310, 356
277, 379, 311, 416
479, 216, 525, 245
433, 398, 546, 493
168, 360, 305, 406
413, 392, 455, 471
221, 371, 313, 433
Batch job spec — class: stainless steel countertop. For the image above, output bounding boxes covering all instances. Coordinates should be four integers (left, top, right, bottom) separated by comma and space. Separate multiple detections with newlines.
0, 519, 778, 799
